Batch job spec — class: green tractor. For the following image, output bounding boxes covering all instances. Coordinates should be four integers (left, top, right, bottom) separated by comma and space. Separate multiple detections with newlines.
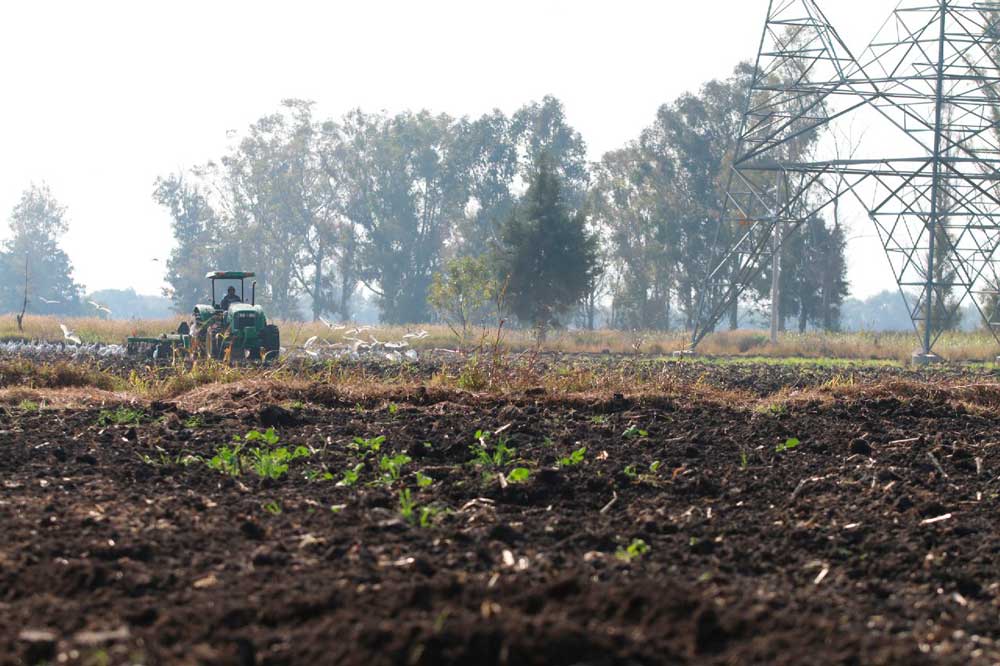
126, 271, 280, 362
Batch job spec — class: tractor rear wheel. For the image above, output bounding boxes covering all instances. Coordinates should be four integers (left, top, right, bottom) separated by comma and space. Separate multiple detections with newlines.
262, 325, 280, 362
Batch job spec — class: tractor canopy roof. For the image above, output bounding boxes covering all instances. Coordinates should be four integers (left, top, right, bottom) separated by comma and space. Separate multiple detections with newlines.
206, 271, 255, 280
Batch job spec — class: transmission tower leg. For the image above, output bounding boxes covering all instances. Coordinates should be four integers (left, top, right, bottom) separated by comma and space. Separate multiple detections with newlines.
770, 218, 782, 345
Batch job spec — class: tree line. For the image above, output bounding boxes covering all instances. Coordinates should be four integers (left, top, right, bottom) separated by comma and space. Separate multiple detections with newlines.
1, 64, 854, 333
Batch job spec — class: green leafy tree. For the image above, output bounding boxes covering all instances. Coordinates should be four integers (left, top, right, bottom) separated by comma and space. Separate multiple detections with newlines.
498, 156, 599, 335
337, 110, 470, 323
154, 175, 219, 313
428, 255, 499, 344
590, 144, 677, 330
0, 184, 84, 316
512, 96, 590, 210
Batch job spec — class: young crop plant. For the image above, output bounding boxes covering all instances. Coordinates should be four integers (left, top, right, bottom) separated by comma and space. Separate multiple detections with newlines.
397, 488, 442, 528
506, 467, 532, 484
398, 488, 416, 522
184, 415, 205, 429
415, 471, 434, 487
337, 463, 365, 487
97, 407, 144, 427
247, 445, 310, 480
775, 437, 801, 453
207, 444, 243, 477
469, 429, 516, 469
558, 446, 587, 468
304, 468, 336, 482
351, 435, 386, 456
205, 428, 309, 479
622, 426, 648, 440
140, 446, 200, 468
18, 400, 40, 413
379, 454, 412, 484
262, 500, 282, 515
616, 538, 650, 562
244, 427, 281, 446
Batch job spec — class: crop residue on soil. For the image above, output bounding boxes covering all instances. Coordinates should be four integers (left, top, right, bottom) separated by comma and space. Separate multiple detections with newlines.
2, 360, 1000, 665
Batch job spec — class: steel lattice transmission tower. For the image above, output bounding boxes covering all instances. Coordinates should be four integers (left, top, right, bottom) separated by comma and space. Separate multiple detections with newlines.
692, 0, 1000, 356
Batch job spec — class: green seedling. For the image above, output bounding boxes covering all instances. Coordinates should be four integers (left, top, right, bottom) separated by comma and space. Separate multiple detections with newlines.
623, 465, 638, 480
247, 445, 310, 480
398, 488, 416, 522
184, 415, 205, 429
419, 506, 440, 527
506, 467, 532, 484
469, 430, 516, 469
590, 415, 608, 425
262, 501, 282, 515
207, 444, 243, 476
97, 407, 143, 426
206, 428, 308, 479
304, 467, 335, 482
387, 402, 399, 417
18, 400, 40, 413
558, 446, 587, 468
740, 451, 749, 469
649, 460, 662, 473
379, 453, 412, 484
622, 426, 648, 439
140, 447, 200, 468
415, 471, 434, 487
351, 435, 385, 455
337, 463, 365, 487
616, 538, 650, 562
775, 437, 801, 453
398, 489, 440, 527
244, 427, 281, 446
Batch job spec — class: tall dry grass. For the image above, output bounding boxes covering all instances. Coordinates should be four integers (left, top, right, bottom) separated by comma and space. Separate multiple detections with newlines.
3, 314, 999, 362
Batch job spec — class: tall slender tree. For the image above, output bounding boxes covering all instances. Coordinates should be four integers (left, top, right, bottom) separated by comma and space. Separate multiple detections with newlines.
0, 184, 83, 316
498, 156, 599, 335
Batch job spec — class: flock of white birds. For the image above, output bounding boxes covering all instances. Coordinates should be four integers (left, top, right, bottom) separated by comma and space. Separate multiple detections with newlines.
289, 319, 428, 362
6, 319, 431, 363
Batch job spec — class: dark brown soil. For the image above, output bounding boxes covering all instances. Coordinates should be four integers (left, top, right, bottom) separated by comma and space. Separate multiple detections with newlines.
3, 362, 1000, 665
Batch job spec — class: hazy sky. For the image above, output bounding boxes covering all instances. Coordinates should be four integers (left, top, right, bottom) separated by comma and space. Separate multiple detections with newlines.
0, 0, 903, 298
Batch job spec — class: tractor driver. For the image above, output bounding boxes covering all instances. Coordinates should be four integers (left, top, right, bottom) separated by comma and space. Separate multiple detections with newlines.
221, 286, 242, 310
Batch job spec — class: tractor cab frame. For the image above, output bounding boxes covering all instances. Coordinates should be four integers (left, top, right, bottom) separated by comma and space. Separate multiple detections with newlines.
207, 271, 257, 310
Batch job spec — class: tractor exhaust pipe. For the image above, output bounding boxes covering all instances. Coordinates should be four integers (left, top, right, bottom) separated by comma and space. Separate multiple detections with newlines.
251, 281, 257, 306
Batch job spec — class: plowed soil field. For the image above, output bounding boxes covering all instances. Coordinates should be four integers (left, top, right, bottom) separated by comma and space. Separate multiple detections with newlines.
3, 359, 1000, 665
